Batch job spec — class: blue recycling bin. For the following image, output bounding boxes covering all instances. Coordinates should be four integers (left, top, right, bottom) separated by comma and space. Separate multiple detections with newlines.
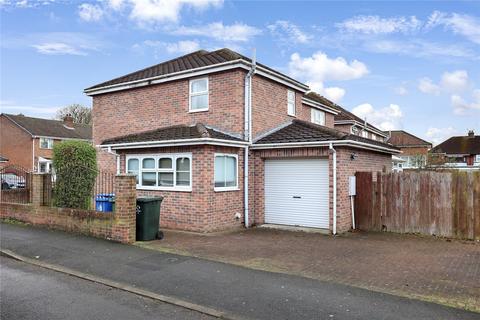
95, 193, 115, 212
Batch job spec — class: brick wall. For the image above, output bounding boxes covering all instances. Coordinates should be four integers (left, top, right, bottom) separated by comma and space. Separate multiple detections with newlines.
252, 146, 391, 233
0, 115, 33, 170
119, 145, 244, 232
0, 174, 137, 243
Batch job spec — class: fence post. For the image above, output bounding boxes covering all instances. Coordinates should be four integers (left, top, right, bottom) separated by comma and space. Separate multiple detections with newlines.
31, 174, 45, 206
112, 174, 136, 243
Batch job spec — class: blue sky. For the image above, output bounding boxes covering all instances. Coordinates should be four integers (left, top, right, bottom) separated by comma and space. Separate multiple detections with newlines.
1, 0, 479, 144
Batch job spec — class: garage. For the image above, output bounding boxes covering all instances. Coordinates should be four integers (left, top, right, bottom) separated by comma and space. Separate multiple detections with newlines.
264, 158, 330, 229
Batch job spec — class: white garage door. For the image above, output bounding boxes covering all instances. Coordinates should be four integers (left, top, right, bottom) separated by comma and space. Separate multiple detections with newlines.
264, 159, 329, 229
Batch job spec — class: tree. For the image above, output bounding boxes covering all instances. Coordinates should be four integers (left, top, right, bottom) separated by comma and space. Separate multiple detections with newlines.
55, 104, 92, 125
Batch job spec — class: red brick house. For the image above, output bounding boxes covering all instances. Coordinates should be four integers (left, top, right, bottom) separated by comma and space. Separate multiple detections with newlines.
384, 130, 432, 169
430, 130, 480, 168
86, 48, 399, 234
0, 114, 92, 172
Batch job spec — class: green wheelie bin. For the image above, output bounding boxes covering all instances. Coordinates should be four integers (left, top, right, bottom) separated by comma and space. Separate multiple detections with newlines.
136, 197, 164, 241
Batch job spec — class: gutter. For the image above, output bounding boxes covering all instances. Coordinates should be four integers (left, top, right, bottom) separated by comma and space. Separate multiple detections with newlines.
329, 143, 337, 235
250, 140, 400, 154
301, 98, 339, 115
99, 138, 250, 150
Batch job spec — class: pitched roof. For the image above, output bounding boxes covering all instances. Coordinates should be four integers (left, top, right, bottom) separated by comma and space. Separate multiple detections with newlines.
255, 119, 399, 151
86, 48, 306, 92
430, 134, 480, 155
2, 114, 92, 140
333, 105, 386, 136
385, 130, 432, 147
101, 123, 243, 145
303, 92, 339, 109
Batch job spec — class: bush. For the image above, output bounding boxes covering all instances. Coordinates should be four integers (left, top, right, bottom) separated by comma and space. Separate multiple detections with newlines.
52, 141, 97, 209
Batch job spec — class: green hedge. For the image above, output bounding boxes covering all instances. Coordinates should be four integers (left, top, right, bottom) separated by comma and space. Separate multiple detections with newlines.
52, 141, 97, 209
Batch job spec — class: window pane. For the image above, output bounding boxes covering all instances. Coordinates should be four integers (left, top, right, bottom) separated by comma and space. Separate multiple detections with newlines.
158, 173, 174, 186
214, 156, 226, 188
191, 94, 208, 110
159, 158, 172, 169
191, 79, 207, 93
176, 157, 190, 171
288, 90, 295, 101
176, 172, 190, 186
225, 156, 237, 187
288, 102, 295, 115
142, 158, 155, 169
142, 172, 156, 186
128, 159, 139, 171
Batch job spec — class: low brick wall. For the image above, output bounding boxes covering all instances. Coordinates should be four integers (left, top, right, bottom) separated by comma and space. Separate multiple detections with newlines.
0, 174, 137, 243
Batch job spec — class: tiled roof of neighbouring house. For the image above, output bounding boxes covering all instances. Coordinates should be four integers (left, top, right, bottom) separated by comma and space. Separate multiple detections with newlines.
86, 48, 306, 91
384, 130, 432, 148
101, 123, 243, 145
303, 92, 339, 110
255, 119, 399, 151
2, 114, 92, 140
430, 134, 480, 155
332, 105, 385, 135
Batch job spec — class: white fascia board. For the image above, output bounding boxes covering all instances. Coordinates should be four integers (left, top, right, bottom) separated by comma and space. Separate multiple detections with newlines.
99, 138, 249, 150
33, 135, 91, 141
301, 98, 339, 115
251, 140, 400, 154
334, 120, 387, 137
85, 60, 309, 96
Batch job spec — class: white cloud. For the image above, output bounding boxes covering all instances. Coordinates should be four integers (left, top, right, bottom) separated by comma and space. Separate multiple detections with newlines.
351, 103, 403, 130
78, 3, 104, 22
440, 70, 469, 92
418, 77, 441, 95
288, 51, 368, 102
451, 90, 480, 115
427, 11, 480, 44
173, 22, 261, 42
394, 86, 408, 96
337, 15, 422, 34
425, 126, 458, 146
267, 20, 312, 44
31, 42, 87, 55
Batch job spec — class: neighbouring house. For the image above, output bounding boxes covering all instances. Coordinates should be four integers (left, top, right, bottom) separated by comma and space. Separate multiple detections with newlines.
392, 155, 406, 172
0, 156, 8, 164
0, 114, 92, 172
429, 130, 480, 168
385, 130, 432, 169
86, 48, 399, 234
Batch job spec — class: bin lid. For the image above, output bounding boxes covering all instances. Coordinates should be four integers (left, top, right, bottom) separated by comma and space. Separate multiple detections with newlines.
136, 196, 164, 203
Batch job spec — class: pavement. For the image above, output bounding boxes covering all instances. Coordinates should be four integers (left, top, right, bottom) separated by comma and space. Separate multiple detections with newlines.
1, 257, 214, 320
139, 227, 480, 311
1, 223, 478, 320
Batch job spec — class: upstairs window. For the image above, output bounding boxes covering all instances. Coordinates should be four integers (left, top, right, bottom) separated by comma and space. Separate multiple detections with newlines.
311, 109, 325, 126
371, 133, 376, 140
39, 137, 53, 149
362, 131, 369, 138
189, 78, 209, 112
287, 90, 295, 116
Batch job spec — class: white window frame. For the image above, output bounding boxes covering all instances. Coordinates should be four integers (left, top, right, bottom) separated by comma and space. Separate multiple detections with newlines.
214, 153, 239, 192
39, 137, 53, 149
287, 89, 296, 116
126, 153, 192, 191
361, 130, 369, 138
310, 108, 325, 126
189, 77, 209, 113
371, 133, 376, 141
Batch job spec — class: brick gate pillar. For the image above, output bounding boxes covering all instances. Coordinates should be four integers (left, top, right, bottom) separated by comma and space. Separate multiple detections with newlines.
112, 174, 136, 243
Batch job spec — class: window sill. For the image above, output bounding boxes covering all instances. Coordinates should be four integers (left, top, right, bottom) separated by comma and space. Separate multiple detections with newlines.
136, 186, 192, 192
214, 187, 240, 192
188, 108, 209, 113
287, 114, 296, 118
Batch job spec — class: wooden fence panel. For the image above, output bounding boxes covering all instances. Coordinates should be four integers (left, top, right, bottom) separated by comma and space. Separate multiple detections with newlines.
354, 170, 479, 240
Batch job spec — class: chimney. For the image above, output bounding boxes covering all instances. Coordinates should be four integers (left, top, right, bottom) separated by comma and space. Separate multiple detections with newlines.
63, 114, 74, 127
468, 130, 475, 138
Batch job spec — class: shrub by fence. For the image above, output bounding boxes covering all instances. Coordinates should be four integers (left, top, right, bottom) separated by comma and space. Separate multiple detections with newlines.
355, 171, 480, 240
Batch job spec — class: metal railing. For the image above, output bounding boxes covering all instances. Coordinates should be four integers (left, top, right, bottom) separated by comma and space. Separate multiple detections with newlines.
0, 165, 32, 204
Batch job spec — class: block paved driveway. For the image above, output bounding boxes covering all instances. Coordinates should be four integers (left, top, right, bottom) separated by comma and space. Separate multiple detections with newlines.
140, 228, 480, 312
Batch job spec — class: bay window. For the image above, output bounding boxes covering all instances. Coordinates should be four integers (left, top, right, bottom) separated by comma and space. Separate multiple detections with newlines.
126, 154, 192, 191
189, 77, 209, 112
311, 109, 325, 125
214, 154, 238, 191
